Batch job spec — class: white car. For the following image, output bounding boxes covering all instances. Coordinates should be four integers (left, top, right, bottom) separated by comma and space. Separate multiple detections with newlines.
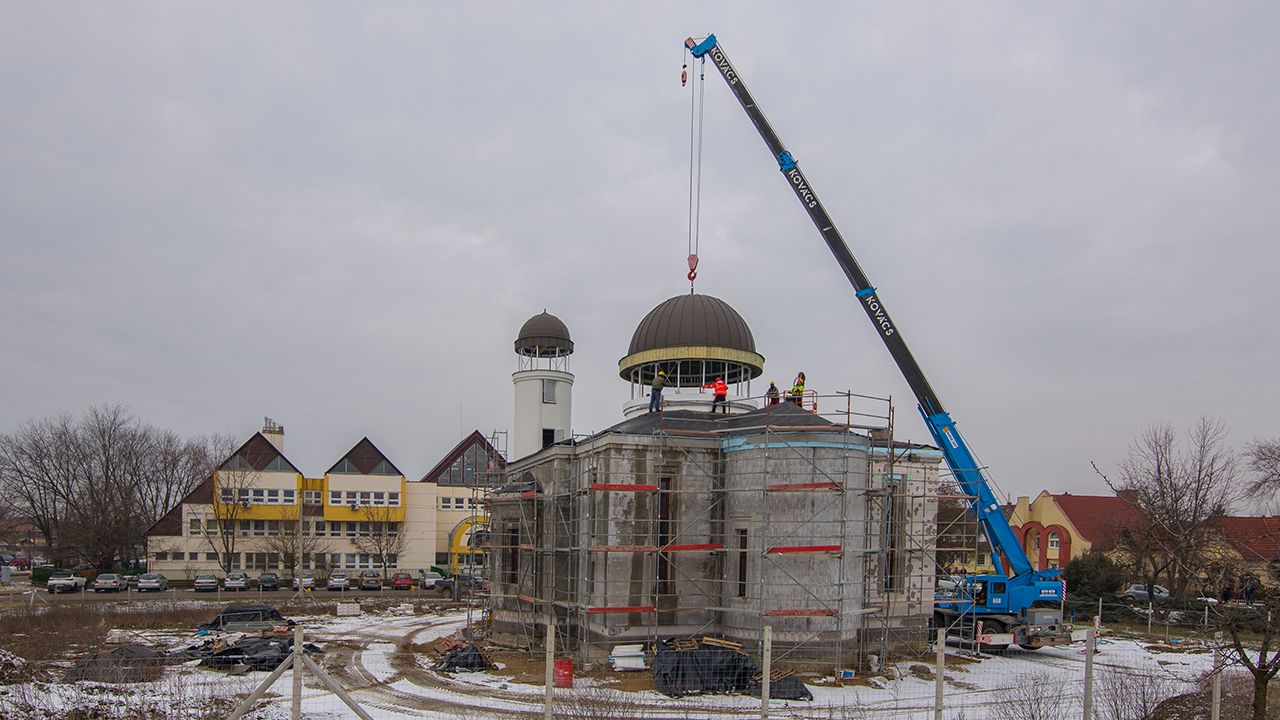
326, 573, 350, 591
293, 572, 315, 590
47, 571, 87, 593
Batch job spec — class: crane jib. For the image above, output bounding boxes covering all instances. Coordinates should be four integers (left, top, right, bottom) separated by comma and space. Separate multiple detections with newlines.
688, 32, 1044, 584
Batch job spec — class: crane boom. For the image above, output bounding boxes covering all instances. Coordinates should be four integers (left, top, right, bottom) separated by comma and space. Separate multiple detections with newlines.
686, 34, 1047, 586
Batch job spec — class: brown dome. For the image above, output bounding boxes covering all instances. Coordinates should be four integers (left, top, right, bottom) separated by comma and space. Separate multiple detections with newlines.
627, 294, 756, 355
515, 312, 573, 357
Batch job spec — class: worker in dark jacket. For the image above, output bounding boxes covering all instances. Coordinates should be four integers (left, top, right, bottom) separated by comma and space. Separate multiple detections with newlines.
649, 370, 669, 413
766, 382, 781, 406
703, 377, 729, 414
789, 372, 806, 405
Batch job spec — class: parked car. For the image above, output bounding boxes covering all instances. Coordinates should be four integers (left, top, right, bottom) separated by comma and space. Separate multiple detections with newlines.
293, 572, 315, 590
256, 573, 280, 591
137, 573, 168, 592
1121, 584, 1170, 602
422, 571, 444, 586
93, 573, 123, 593
434, 574, 489, 596
359, 571, 383, 590
46, 571, 87, 593
223, 573, 249, 591
193, 574, 219, 592
326, 573, 351, 591
936, 576, 961, 593
391, 572, 415, 590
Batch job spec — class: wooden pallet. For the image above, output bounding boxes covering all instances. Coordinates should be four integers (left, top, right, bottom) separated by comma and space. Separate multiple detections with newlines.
700, 637, 743, 650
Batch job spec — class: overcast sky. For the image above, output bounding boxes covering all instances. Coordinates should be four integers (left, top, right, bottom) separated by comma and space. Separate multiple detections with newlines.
3, 3, 1278, 502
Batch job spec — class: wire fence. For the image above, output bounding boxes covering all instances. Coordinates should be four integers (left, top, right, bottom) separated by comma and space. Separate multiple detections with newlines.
0, 591, 1260, 720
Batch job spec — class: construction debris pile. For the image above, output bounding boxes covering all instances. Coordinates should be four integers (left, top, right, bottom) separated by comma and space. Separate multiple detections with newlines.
652, 638, 812, 701
62, 605, 319, 684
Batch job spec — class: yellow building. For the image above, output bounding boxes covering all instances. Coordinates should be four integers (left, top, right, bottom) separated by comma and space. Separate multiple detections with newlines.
418, 431, 506, 573
947, 491, 1132, 575
146, 420, 434, 579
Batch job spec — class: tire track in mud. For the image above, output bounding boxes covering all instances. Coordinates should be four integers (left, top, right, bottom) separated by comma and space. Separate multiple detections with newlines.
315, 613, 761, 719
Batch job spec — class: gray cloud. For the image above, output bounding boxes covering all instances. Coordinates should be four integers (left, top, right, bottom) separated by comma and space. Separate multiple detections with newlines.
2, 3, 1277, 502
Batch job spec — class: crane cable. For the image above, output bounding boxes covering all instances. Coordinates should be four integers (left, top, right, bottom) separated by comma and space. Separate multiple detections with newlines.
686, 48, 707, 291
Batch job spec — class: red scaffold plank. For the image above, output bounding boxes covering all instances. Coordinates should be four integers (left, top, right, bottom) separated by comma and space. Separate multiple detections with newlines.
763, 609, 838, 617
518, 594, 543, 604
766, 481, 842, 491
520, 491, 537, 498
766, 545, 841, 554
590, 483, 659, 492
586, 606, 656, 614
661, 543, 724, 552
587, 545, 657, 552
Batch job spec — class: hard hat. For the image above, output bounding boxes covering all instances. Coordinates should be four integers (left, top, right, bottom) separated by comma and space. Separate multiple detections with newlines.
658, 370, 665, 376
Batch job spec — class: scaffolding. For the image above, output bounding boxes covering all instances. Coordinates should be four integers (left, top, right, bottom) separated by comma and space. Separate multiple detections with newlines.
486, 393, 979, 674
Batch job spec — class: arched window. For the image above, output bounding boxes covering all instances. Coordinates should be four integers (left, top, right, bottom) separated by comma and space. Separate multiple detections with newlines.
1048, 532, 1060, 549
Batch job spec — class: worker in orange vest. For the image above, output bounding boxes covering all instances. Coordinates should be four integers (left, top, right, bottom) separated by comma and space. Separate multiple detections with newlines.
703, 377, 729, 414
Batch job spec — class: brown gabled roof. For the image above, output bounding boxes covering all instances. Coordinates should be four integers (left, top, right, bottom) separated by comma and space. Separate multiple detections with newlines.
146, 475, 214, 537
420, 431, 506, 483
1051, 493, 1145, 547
222, 433, 301, 474
1215, 516, 1280, 561
326, 437, 403, 476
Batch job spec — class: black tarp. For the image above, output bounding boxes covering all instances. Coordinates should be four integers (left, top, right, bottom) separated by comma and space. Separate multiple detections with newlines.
433, 644, 494, 672
196, 636, 322, 672
64, 646, 166, 684
652, 640, 812, 701
196, 605, 292, 632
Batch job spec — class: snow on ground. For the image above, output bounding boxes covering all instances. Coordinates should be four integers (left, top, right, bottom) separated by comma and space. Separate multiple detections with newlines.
0, 603, 1227, 720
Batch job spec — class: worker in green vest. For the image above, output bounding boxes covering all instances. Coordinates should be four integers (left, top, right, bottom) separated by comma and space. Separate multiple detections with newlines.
649, 370, 669, 413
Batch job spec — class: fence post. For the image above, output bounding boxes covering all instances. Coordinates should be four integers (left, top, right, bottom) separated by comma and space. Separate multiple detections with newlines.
1211, 631, 1222, 720
761, 624, 772, 720
1082, 627, 1095, 720
1147, 601, 1153, 636
292, 623, 303, 720
544, 612, 554, 720
935, 625, 945, 720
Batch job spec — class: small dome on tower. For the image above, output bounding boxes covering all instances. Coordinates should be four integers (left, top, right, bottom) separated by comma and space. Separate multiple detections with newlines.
515, 311, 573, 357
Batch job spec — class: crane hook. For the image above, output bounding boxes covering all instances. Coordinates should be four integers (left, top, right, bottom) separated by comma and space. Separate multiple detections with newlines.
682, 62, 688, 87
687, 254, 698, 281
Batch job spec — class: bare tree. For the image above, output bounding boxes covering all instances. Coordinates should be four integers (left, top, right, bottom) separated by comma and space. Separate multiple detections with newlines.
0, 404, 231, 569
352, 503, 407, 578
258, 503, 331, 581
1094, 416, 1242, 603
934, 478, 978, 573
1246, 438, 1280, 498
201, 461, 258, 573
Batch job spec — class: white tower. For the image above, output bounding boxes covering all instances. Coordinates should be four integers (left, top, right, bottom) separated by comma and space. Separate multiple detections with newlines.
512, 311, 574, 460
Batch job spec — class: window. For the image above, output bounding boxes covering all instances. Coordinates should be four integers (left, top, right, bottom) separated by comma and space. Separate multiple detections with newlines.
155, 552, 168, 561
372, 492, 385, 506
266, 489, 279, 504
253, 520, 266, 537
314, 521, 326, 537
331, 459, 359, 474
239, 520, 251, 537
737, 529, 748, 598
188, 517, 202, 536
238, 488, 250, 504
436, 552, 450, 566
173, 552, 185, 561
205, 553, 218, 561
543, 379, 556, 403
358, 554, 371, 570
455, 497, 465, 507
387, 522, 399, 537
266, 520, 280, 537
388, 492, 400, 507
542, 428, 556, 449
251, 489, 266, 504
358, 522, 371, 538
282, 489, 296, 505
1048, 532, 1060, 549
371, 460, 397, 475
346, 522, 357, 538
344, 554, 357, 570
330, 491, 342, 506
219, 488, 233, 504
360, 492, 371, 506
441, 497, 451, 510
304, 490, 322, 505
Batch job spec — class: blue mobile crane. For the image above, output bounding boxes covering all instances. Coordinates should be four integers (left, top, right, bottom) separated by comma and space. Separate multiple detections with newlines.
686, 34, 1073, 650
